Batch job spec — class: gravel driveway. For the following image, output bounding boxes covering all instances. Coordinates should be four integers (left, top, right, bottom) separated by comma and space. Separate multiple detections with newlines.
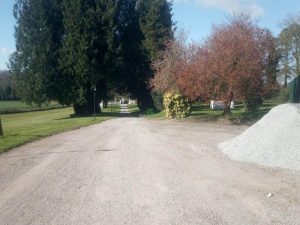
0, 118, 299, 225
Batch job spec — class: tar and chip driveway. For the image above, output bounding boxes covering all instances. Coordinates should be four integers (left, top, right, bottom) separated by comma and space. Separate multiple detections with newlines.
0, 117, 299, 225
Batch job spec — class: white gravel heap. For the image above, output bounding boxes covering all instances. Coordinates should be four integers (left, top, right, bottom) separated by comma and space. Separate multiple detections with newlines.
219, 104, 300, 170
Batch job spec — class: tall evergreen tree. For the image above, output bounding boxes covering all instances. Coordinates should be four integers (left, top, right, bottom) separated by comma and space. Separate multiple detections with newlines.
60, 0, 94, 114
10, 0, 174, 114
111, 0, 150, 109
59, 0, 116, 114
138, 0, 173, 61
10, 0, 64, 106
135, 0, 173, 110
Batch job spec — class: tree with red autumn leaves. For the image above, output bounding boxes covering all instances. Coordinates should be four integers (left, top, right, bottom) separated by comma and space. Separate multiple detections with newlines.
152, 15, 279, 113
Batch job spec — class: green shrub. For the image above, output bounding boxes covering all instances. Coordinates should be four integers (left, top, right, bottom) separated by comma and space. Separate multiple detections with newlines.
146, 108, 154, 115
151, 91, 164, 111
163, 92, 191, 119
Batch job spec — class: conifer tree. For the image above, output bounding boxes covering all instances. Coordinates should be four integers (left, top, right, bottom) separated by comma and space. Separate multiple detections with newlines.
138, 0, 173, 61
10, 0, 174, 114
136, 0, 173, 110
10, 0, 64, 106
59, 0, 114, 114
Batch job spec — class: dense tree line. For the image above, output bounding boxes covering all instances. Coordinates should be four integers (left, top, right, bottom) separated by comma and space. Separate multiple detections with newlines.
10, 0, 173, 114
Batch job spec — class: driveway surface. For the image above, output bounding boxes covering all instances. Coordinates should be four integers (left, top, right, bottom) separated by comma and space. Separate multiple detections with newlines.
0, 117, 299, 225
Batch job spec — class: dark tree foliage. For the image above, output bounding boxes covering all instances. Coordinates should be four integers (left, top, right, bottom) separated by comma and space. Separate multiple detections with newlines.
10, 0, 174, 114
136, 0, 173, 110
105, 0, 143, 94
0, 70, 19, 100
114, 0, 154, 111
60, 0, 108, 114
138, 0, 173, 61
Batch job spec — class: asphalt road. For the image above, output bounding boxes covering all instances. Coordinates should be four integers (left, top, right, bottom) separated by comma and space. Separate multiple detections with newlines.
0, 115, 299, 224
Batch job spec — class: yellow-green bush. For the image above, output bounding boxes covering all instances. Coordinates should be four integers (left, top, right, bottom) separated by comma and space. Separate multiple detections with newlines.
163, 92, 191, 119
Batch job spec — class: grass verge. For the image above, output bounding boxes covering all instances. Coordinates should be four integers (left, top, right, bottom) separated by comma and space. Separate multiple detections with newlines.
0, 106, 120, 154
188, 101, 279, 124
143, 101, 282, 124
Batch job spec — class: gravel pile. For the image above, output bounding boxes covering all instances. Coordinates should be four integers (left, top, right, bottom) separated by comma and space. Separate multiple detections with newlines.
219, 104, 300, 170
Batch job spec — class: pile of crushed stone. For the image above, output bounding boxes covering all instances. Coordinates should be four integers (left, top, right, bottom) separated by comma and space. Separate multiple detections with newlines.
219, 104, 300, 170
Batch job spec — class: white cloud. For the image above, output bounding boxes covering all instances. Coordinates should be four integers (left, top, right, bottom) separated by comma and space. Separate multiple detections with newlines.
174, 0, 264, 18
0, 48, 14, 55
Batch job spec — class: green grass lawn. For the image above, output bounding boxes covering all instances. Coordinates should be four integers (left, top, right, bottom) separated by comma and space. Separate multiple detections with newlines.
106, 103, 121, 113
0, 105, 120, 153
144, 110, 165, 118
128, 104, 140, 113
0, 101, 64, 114
143, 101, 282, 124
188, 101, 279, 123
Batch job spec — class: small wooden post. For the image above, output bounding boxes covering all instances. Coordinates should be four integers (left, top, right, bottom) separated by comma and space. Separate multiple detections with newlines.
0, 117, 3, 137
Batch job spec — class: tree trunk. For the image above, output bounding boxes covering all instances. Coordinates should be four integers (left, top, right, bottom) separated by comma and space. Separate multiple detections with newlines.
73, 91, 100, 116
73, 102, 100, 116
244, 95, 263, 111
0, 117, 3, 137
222, 91, 233, 115
295, 48, 300, 76
223, 104, 231, 115
103, 100, 108, 108
284, 73, 288, 87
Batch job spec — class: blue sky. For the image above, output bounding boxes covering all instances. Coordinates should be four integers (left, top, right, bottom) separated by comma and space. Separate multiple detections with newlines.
0, 0, 300, 70
172, 0, 300, 41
